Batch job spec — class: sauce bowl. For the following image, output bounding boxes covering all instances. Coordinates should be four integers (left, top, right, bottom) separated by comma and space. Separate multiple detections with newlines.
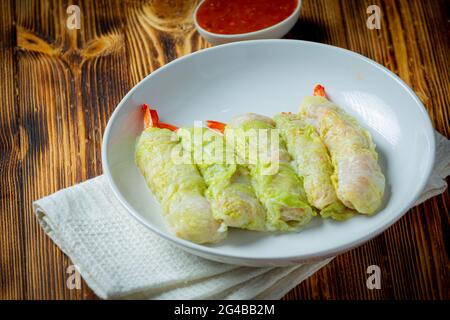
194, 0, 302, 45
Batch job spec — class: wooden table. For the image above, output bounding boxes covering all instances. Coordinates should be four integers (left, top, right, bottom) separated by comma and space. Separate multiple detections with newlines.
1, 0, 448, 300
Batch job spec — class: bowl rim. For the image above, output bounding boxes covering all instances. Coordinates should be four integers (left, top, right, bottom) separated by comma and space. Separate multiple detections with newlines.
193, 0, 302, 39
102, 39, 436, 263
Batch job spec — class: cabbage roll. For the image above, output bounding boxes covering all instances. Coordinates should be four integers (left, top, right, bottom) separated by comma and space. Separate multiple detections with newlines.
227, 114, 315, 231
273, 112, 354, 220
135, 127, 227, 243
299, 95, 385, 214
177, 127, 266, 231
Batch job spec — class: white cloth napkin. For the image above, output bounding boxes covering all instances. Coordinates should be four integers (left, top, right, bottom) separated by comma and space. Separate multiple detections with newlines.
33, 132, 450, 300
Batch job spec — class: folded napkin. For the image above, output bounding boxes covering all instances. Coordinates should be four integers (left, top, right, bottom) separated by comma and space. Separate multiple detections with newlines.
33, 132, 450, 300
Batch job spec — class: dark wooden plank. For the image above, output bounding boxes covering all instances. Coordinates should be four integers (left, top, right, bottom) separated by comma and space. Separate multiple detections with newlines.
123, 0, 206, 86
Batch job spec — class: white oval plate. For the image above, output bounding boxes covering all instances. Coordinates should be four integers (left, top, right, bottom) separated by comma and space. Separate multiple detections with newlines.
102, 40, 435, 266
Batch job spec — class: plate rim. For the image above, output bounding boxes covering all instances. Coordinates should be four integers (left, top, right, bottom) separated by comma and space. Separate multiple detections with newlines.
101, 39, 436, 264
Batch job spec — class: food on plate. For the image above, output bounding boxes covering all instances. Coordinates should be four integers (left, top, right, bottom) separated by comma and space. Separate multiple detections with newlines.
273, 112, 355, 220
177, 127, 266, 231
208, 114, 315, 231
196, 0, 298, 35
299, 85, 385, 214
135, 105, 227, 244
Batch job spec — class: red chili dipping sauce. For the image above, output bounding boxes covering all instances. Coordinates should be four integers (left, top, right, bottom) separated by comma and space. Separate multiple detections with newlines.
196, 0, 298, 35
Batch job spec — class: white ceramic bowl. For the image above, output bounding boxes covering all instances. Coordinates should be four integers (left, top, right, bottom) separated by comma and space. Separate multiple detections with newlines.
193, 0, 302, 45
102, 40, 435, 266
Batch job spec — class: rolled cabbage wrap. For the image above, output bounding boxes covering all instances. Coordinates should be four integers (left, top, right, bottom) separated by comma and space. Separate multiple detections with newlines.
226, 114, 315, 231
135, 127, 227, 243
299, 91, 385, 214
273, 112, 354, 220
177, 127, 266, 231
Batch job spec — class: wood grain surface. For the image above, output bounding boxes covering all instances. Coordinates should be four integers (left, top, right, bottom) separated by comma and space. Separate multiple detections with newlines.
0, 0, 449, 300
